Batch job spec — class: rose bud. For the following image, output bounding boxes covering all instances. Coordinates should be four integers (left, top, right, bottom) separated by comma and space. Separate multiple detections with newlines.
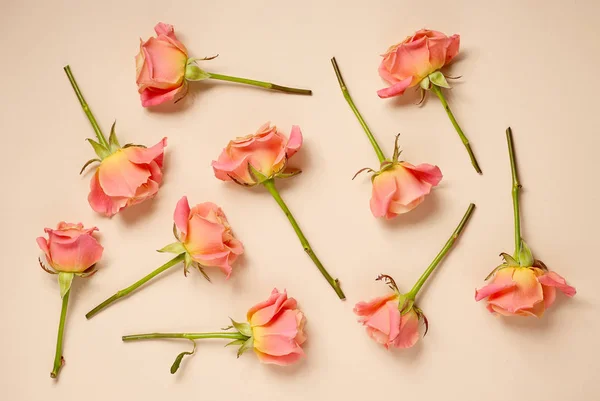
122, 288, 307, 373
247, 288, 306, 365
37, 222, 104, 274
135, 23, 311, 107
212, 122, 302, 186
173, 196, 244, 277
86, 196, 243, 319
475, 128, 576, 317
88, 137, 167, 217
136, 22, 189, 107
64, 65, 168, 217
372, 30, 481, 173
212, 123, 345, 299
37, 222, 103, 379
354, 293, 420, 349
377, 29, 459, 99
370, 161, 442, 219
354, 204, 475, 350
351, 134, 441, 219
476, 264, 576, 317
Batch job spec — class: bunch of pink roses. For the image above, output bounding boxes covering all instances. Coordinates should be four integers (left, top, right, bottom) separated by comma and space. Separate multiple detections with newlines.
37, 23, 576, 380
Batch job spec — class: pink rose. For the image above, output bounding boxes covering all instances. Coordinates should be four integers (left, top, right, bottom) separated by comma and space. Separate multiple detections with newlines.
377, 29, 460, 98
476, 267, 576, 317
174, 196, 244, 277
212, 122, 303, 185
354, 293, 421, 349
36, 222, 104, 273
247, 289, 306, 365
136, 23, 189, 107
88, 138, 167, 217
370, 162, 442, 219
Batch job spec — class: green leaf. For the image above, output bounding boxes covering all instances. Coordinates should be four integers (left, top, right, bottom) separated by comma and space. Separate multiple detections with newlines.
185, 65, 210, 81
170, 340, 196, 374
79, 158, 101, 175
58, 272, 74, 299
230, 318, 252, 337
419, 76, 430, 90
236, 337, 254, 358
157, 242, 186, 255
500, 253, 519, 267
86, 138, 111, 159
108, 121, 121, 152
518, 240, 534, 267
429, 71, 451, 88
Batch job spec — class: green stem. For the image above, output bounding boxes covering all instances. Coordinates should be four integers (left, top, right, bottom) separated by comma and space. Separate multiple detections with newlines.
207, 72, 312, 95
86, 254, 185, 319
122, 332, 248, 342
330, 57, 386, 164
63, 65, 110, 149
430, 85, 482, 174
50, 289, 70, 379
407, 203, 476, 299
262, 179, 345, 300
506, 127, 521, 257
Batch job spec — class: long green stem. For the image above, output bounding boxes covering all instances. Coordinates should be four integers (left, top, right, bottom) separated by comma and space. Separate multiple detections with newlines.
430, 85, 482, 174
206, 72, 312, 95
50, 289, 70, 379
506, 127, 521, 257
408, 203, 476, 299
122, 332, 248, 342
262, 179, 345, 300
63, 65, 110, 149
330, 57, 386, 164
86, 254, 185, 319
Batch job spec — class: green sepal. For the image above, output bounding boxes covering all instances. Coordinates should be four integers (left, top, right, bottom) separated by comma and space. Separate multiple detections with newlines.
79, 158, 101, 175
518, 240, 534, 267
185, 65, 210, 81
225, 339, 245, 347
236, 337, 254, 358
275, 169, 302, 179
248, 164, 268, 184
58, 272, 74, 299
397, 293, 415, 315
157, 242, 186, 255
122, 143, 146, 149
230, 318, 253, 337
170, 340, 196, 374
108, 121, 121, 153
500, 253, 519, 267
485, 264, 507, 281
86, 138, 111, 159
419, 76, 431, 90
429, 71, 451, 88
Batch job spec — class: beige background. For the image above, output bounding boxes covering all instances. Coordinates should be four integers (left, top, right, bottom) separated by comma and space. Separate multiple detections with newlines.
1, 0, 599, 399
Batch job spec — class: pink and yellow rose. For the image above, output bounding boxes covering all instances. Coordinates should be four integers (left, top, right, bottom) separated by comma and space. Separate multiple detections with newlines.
136, 23, 189, 107
354, 293, 421, 349
476, 266, 576, 317
36, 222, 103, 273
212, 123, 302, 185
88, 138, 167, 217
247, 288, 306, 365
370, 162, 442, 219
174, 196, 244, 277
377, 29, 460, 98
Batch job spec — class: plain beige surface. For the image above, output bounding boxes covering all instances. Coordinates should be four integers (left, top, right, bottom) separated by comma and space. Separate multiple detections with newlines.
1, 0, 599, 399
